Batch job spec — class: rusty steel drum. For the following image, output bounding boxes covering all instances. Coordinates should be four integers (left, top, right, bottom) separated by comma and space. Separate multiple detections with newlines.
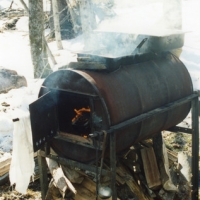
38, 53, 193, 163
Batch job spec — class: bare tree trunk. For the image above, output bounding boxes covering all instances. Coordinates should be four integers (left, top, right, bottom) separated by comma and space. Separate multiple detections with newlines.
24, 0, 57, 66
43, 35, 57, 65
29, 0, 53, 78
19, 0, 29, 15
65, 0, 81, 35
52, 0, 63, 50
49, 0, 75, 39
9, 1, 14, 9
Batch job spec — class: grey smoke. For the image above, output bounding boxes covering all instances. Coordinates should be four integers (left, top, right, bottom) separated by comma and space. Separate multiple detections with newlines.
80, 0, 183, 57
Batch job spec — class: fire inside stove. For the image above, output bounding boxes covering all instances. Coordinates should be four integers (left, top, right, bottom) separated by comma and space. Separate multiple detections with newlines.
71, 107, 91, 137
54, 90, 95, 139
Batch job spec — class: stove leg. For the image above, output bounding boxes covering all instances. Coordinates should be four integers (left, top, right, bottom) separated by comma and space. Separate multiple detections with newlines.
191, 96, 199, 200
110, 131, 117, 200
38, 150, 48, 200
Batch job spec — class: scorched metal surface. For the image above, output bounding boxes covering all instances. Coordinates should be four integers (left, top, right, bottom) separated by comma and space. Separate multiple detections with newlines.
30, 52, 193, 163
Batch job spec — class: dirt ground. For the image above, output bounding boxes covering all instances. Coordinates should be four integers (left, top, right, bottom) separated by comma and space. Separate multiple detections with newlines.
0, 179, 41, 200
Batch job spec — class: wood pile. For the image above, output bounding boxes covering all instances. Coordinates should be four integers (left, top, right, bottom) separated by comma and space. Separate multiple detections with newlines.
43, 133, 192, 200
0, 151, 11, 185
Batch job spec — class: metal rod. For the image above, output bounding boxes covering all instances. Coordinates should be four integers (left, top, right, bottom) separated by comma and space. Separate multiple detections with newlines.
110, 131, 117, 200
38, 150, 110, 176
45, 142, 50, 155
167, 126, 192, 134
90, 97, 95, 133
93, 138, 99, 200
108, 93, 198, 133
191, 95, 199, 200
38, 150, 48, 200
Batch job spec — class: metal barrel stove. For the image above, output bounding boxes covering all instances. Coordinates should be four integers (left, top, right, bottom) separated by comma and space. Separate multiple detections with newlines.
30, 51, 193, 163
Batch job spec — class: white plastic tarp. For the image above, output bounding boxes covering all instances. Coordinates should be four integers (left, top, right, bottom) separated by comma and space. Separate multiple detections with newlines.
9, 109, 35, 194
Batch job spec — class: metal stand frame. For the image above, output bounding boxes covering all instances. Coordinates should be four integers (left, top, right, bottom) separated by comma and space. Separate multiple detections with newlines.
38, 93, 199, 200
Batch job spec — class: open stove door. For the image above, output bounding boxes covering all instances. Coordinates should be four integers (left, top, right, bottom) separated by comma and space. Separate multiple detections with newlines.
29, 90, 58, 152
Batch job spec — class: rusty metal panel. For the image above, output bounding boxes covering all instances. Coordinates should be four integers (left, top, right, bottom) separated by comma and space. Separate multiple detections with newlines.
82, 53, 192, 127
29, 91, 58, 152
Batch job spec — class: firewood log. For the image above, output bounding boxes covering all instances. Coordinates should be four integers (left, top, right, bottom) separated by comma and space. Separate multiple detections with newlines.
46, 158, 77, 198
153, 133, 177, 192
62, 165, 84, 184
141, 147, 162, 190
116, 163, 153, 200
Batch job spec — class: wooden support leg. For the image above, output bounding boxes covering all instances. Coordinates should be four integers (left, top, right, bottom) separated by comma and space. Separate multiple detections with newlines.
110, 131, 117, 200
38, 150, 48, 200
191, 96, 199, 200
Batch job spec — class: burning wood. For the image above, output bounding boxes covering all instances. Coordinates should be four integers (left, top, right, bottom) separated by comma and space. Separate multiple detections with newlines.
72, 107, 91, 136
72, 107, 91, 123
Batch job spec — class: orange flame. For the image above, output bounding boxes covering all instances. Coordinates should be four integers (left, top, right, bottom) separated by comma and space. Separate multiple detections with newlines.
72, 107, 91, 123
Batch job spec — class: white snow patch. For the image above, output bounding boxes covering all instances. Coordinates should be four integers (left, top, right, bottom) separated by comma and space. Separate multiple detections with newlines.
0, 31, 33, 79
0, 116, 13, 133
0, 79, 43, 152
16, 16, 28, 32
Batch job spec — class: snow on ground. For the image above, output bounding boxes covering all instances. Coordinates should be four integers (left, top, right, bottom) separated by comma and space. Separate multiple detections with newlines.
0, 79, 43, 152
0, 0, 200, 154
0, 30, 33, 79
